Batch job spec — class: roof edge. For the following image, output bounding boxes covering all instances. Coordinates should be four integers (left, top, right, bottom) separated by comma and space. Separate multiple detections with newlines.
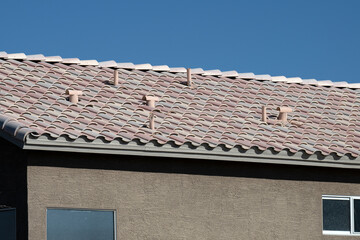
0, 130, 25, 149
0, 115, 38, 143
23, 136, 360, 170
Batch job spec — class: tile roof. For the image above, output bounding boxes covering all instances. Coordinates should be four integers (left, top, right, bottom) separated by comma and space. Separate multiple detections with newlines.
0, 51, 359, 160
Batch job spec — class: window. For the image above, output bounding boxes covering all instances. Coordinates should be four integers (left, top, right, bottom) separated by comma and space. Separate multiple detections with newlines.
47, 209, 116, 240
0, 208, 16, 240
323, 195, 360, 235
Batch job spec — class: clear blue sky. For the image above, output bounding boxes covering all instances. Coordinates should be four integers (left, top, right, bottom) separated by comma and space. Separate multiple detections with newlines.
1, 0, 359, 83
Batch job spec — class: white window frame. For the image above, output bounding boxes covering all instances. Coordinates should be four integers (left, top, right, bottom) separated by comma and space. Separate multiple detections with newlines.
322, 195, 360, 236
46, 208, 117, 240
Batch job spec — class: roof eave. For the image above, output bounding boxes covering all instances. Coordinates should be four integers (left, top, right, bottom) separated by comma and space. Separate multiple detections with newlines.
23, 136, 360, 170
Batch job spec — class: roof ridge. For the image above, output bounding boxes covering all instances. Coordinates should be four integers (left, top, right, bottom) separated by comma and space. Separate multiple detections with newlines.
0, 51, 359, 89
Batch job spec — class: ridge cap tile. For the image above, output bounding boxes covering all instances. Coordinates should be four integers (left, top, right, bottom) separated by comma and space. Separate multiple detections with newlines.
7, 53, 27, 60
99, 60, 118, 68
190, 68, 204, 74
169, 67, 187, 73
45, 56, 63, 62
0, 51, 8, 59
152, 65, 170, 71
116, 62, 136, 69
202, 69, 222, 76
26, 54, 46, 61
134, 63, 152, 70
62, 58, 81, 64
221, 70, 238, 77
79, 60, 99, 66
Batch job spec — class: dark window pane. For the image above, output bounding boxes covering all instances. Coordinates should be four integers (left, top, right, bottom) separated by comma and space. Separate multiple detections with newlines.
354, 199, 360, 232
0, 209, 16, 240
323, 199, 350, 231
47, 209, 115, 240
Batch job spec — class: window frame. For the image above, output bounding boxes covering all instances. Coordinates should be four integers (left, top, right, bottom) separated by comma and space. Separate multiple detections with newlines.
46, 207, 117, 240
322, 195, 360, 236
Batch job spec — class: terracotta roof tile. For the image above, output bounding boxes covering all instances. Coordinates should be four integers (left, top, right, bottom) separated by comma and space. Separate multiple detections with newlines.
0, 51, 359, 158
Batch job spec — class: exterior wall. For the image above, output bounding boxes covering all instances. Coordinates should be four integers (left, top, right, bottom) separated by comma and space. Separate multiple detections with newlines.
0, 137, 28, 240
27, 151, 360, 240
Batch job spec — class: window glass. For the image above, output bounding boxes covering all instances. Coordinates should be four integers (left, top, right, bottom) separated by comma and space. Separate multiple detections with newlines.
354, 199, 360, 232
47, 209, 115, 240
0, 209, 16, 240
323, 199, 350, 231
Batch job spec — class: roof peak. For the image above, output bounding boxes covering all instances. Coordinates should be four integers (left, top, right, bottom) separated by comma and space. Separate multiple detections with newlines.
0, 51, 359, 89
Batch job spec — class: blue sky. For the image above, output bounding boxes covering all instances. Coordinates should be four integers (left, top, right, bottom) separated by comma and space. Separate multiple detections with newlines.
1, 0, 359, 83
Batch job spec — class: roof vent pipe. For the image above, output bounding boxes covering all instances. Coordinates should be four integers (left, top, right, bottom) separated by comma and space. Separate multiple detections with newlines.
113, 69, 119, 86
149, 112, 155, 130
66, 90, 83, 104
142, 96, 159, 108
277, 107, 292, 123
262, 106, 267, 123
187, 68, 192, 87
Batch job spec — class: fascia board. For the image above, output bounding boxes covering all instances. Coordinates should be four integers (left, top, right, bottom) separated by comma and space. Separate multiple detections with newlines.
23, 137, 360, 169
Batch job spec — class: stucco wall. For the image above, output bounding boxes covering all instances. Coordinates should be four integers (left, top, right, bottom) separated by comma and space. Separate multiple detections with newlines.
27, 151, 360, 240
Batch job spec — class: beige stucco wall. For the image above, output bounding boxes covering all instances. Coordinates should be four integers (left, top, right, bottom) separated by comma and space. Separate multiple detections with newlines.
27, 153, 360, 240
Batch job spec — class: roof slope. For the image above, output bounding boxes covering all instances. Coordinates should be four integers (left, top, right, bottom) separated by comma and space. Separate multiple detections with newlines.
0, 51, 359, 161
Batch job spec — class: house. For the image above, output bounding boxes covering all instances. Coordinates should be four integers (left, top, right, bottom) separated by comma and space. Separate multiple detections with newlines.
0, 51, 359, 240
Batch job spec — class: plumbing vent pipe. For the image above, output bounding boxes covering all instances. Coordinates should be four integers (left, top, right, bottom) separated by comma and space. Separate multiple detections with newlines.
143, 96, 159, 130
142, 96, 159, 108
262, 106, 267, 123
149, 112, 155, 130
277, 107, 292, 123
66, 90, 83, 104
187, 68, 192, 87
114, 69, 119, 86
